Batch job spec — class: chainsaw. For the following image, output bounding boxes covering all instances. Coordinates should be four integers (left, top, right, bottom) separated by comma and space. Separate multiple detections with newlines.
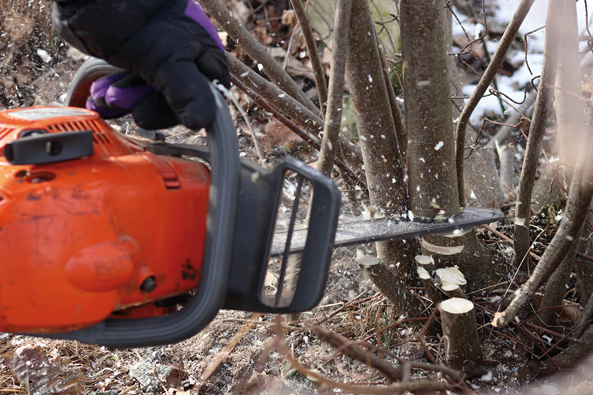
0, 58, 502, 348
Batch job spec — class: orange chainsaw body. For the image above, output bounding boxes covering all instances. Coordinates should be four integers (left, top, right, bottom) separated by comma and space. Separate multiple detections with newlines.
0, 107, 210, 333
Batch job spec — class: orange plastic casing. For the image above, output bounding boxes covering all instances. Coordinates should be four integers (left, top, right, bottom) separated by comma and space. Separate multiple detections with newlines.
0, 107, 210, 333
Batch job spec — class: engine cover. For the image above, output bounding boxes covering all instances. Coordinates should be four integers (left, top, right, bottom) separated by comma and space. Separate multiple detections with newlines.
0, 107, 210, 332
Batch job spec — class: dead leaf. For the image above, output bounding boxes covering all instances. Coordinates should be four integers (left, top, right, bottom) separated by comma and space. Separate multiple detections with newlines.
281, 9, 296, 27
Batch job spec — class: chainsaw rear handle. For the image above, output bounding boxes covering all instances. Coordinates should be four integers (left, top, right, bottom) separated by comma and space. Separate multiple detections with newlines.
44, 60, 240, 347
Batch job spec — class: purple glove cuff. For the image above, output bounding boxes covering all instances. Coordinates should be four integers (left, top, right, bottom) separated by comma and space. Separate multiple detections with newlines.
185, 0, 225, 52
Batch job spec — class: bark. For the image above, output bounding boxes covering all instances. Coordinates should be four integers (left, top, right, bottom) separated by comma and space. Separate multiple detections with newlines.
513, 0, 562, 268
440, 298, 483, 363
345, 0, 422, 315
402, 0, 458, 219
401, 0, 494, 291
362, 263, 423, 318
575, 209, 593, 304
454, 0, 535, 205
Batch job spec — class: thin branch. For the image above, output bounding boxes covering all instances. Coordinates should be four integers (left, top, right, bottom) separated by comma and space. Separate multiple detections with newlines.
229, 92, 265, 164
289, 0, 328, 116
455, 0, 535, 206
316, 0, 351, 177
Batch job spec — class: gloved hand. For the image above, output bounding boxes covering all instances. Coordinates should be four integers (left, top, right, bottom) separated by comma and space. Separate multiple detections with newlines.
52, 0, 230, 130
85, 72, 181, 129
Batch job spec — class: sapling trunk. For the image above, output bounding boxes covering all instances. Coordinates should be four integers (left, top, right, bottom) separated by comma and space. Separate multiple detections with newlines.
513, 0, 562, 267
345, 0, 423, 316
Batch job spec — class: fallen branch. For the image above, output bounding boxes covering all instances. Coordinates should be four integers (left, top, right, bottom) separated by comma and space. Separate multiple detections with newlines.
312, 326, 404, 382
196, 313, 262, 390
275, 320, 457, 394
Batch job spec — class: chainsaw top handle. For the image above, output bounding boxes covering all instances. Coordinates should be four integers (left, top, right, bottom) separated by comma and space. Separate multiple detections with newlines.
47, 61, 240, 347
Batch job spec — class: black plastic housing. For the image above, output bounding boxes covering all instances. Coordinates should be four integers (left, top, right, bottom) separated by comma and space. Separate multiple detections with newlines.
5, 130, 94, 165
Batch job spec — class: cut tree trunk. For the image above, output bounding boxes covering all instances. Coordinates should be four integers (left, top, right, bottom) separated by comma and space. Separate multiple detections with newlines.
440, 298, 483, 363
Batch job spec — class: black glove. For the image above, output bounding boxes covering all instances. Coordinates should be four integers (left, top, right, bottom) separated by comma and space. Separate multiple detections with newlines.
53, 0, 230, 130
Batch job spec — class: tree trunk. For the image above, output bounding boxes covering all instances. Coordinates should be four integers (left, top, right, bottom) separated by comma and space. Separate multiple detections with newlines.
400, 0, 494, 291
345, 0, 423, 316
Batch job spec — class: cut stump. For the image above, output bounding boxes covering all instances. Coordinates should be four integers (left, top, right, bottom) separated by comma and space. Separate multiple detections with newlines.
439, 298, 483, 363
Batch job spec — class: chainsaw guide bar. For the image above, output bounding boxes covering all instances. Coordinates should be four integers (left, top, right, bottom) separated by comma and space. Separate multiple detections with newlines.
270, 208, 503, 256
